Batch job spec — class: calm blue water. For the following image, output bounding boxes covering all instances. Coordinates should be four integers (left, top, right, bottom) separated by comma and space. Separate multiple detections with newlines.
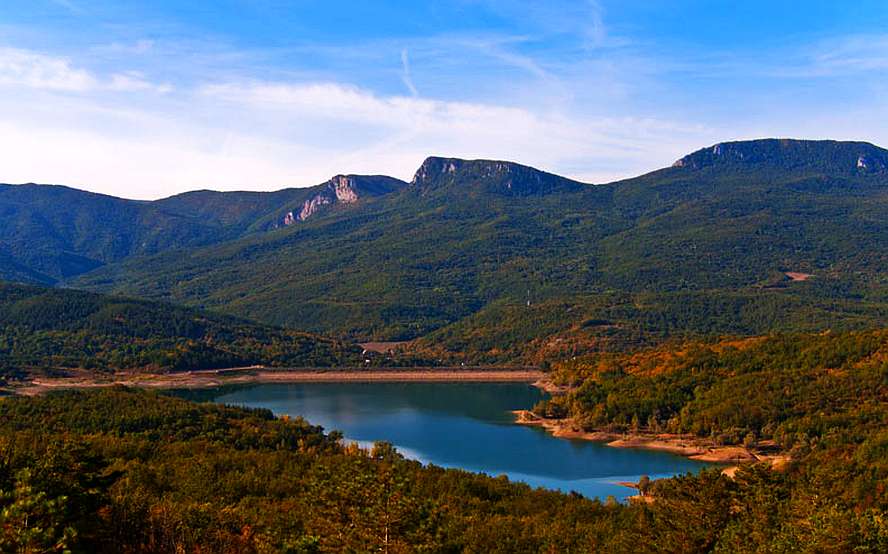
200, 382, 709, 501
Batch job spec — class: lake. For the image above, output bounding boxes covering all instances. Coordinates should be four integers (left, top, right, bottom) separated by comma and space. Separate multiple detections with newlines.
197, 381, 710, 501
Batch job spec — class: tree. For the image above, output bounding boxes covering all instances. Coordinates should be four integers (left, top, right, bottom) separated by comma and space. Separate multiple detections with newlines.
371, 442, 402, 462
0, 469, 77, 553
638, 475, 652, 497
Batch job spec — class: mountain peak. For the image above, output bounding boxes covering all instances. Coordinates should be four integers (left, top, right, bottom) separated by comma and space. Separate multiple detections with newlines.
411, 156, 462, 184
411, 156, 586, 195
672, 139, 888, 174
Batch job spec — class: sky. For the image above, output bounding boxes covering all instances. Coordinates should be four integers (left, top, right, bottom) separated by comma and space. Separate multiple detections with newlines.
2, 1, 888, 199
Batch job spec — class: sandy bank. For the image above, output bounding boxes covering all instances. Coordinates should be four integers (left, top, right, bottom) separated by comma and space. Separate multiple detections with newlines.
9, 367, 545, 396
513, 410, 787, 466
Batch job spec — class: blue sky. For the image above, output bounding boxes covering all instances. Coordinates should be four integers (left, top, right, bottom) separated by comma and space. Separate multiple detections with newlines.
2, 1, 888, 198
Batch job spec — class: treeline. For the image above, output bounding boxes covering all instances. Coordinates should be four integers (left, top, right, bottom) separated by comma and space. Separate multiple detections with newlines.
528, 329, 888, 550
1, 387, 885, 553
417, 284, 888, 364
0, 388, 617, 552
539, 330, 887, 450
0, 282, 364, 376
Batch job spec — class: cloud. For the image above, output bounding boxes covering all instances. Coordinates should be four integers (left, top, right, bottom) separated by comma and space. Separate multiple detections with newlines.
48, 0, 82, 14
0, 46, 171, 94
109, 71, 172, 93
400, 49, 418, 97
0, 72, 715, 199
584, 0, 608, 49
0, 47, 96, 91
801, 34, 888, 76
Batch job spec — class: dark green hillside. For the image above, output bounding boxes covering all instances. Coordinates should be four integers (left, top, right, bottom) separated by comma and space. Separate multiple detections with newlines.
0, 282, 361, 375
0, 184, 228, 282
155, 174, 407, 232
0, 250, 52, 284
673, 138, 888, 173
540, 330, 888, 451
0, 175, 406, 284
152, 188, 311, 228
71, 140, 888, 359
412, 156, 587, 195
74, 160, 616, 341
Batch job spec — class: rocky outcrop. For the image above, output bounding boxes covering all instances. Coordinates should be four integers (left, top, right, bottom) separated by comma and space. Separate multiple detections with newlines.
411, 156, 586, 195
282, 175, 407, 225
857, 154, 887, 172
294, 175, 359, 222
672, 139, 888, 174
411, 157, 461, 185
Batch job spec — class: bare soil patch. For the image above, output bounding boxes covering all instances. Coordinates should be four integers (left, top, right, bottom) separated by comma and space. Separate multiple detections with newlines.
8, 367, 544, 396
359, 341, 410, 353
513, 410, 786, 466
785, 271, 813, 281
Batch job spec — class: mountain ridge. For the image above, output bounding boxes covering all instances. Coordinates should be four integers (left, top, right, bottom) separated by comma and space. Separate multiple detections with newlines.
5, 136, 884, 203
410, 156, 588, 195
672, 138, 888, 174
4, 137, 888, 361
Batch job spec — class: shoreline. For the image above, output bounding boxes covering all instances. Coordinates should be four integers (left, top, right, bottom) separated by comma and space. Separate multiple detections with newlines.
4, 367, 789, 497
6, 367, 545, 396
512, 410, 790, 468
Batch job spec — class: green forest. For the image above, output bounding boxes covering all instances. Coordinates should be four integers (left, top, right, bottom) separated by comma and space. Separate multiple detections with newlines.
67, 140, 888, 361
0, 379, 885, 553
0, 283, 364, 377
537, 330, 888, 449
4, 140, 888, 361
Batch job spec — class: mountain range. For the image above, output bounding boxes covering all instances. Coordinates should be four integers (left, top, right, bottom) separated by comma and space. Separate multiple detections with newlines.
2, 138, 887, 361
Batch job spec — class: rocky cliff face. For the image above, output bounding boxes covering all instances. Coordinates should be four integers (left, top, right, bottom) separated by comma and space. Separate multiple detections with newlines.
282, 174, 407, 225
294, 175, 360, 222
672, 139, 888, 174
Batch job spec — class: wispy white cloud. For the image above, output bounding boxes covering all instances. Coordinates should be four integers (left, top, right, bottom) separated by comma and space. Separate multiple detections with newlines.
100, 39, 156, 56
644, 33, 888, 81
0, 70, 715, 198
4, 4, 888, 201
0, 46, 171, 93
791, 34, 888, 77
0, 47, 95, 91
400, 49, 418, 97
108, 71, 172, 93
459, 36, 553, 80
47, 0, 82, 15
583, 0, 608, 49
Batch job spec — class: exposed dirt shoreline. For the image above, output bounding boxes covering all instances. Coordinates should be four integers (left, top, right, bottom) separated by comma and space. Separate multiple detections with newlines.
512, 409, 790, 470
7, 366, 545, 396
520, 377, 792, 474
514, 410, 752, 462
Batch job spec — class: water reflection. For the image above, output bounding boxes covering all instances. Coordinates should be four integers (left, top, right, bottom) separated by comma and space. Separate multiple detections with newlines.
189, 382, 711, 500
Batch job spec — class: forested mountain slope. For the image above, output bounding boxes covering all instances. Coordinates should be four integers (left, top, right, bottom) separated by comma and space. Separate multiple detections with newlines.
66, 139, 888, 360
0, 174, 406, 284
0, 282, 361, 376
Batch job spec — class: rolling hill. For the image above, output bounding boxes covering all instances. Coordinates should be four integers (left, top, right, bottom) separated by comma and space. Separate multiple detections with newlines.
0, 282, 363, 376
0, 174, 406, 284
